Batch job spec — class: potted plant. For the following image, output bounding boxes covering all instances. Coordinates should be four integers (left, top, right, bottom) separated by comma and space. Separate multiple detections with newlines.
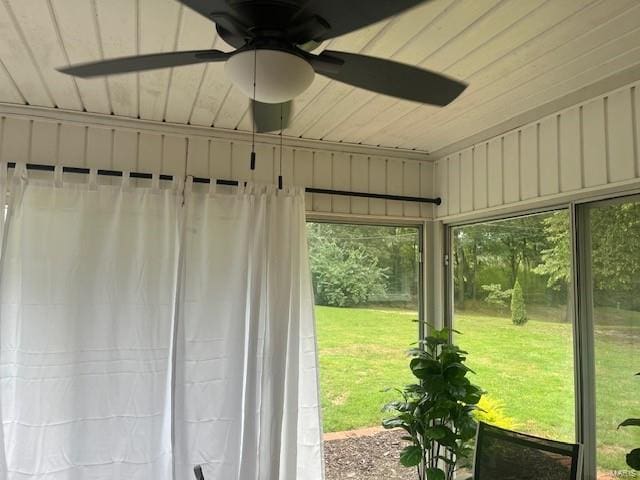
618, 372, 640, 471
383, 326, 483, 480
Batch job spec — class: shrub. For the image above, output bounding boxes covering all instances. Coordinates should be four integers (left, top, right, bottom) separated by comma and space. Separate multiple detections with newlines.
510, 278, 527, 325
481, 284, 512, 308
473, 396, 517, 431
309, 240, 387, 307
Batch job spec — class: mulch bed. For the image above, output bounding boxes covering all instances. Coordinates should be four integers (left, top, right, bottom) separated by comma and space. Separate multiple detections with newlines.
324, 429, 417, 480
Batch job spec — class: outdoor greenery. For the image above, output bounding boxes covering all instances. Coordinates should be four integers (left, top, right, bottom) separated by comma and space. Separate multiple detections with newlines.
382, 327, 483, 480
315, 306, 639, 472
307, 223, 418, 307
618, 373, 640, 470
510, 278, 527, 325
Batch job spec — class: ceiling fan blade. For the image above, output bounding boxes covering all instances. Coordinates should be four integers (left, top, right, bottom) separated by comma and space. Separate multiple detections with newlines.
292, 0, 431, 41
311, 50, 467, 107
175, 0, 232, 21
58, 50, 230, 78
252, 100, 292, 133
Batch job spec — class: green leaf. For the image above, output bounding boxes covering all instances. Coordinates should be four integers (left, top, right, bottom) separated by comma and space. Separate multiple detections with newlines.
382, 417, 407, 429
400, 445, 422, 467
410, 358, 441, 378
627, 448, 640, 470
425, 467, 446, 480
425, 425, 448, 440
618, 418, 640, 428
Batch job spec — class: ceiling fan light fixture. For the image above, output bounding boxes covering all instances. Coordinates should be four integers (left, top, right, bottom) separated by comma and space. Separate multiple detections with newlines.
225, 49, 314, 104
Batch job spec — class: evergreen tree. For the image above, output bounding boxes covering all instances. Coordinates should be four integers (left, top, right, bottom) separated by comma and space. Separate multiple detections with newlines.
510, 278, 527, 325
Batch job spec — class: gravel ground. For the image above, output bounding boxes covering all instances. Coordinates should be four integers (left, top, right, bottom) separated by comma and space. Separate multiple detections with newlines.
324, 429, 417, 480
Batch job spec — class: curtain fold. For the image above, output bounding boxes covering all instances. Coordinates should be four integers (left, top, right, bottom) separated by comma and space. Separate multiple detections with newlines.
0, 171, 180, 479
174, 184, 323, 480
0, 173, 323, 480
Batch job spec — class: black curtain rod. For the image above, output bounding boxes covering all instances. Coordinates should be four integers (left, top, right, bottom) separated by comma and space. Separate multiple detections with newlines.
6, 162, 442, 205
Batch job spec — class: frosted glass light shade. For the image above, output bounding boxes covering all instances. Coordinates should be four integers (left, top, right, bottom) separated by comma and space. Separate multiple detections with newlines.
225, 49, 315, 104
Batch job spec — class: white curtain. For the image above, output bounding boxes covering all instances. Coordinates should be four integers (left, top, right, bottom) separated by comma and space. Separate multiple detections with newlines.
0, 170, 323, 480
0, 169, 180, 480
174, 183, 323, 480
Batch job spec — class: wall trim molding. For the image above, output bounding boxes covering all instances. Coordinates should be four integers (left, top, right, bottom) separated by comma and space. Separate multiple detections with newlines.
0, 103, 431, 162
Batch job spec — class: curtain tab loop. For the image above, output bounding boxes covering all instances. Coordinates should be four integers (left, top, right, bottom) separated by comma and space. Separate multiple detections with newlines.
151, 172, 160, 193
121, 171, 131, 191
53, 165, 63, 188
88, 168, 98, 190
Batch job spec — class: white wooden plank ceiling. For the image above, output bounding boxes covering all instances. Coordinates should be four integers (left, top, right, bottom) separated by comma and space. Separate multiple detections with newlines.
1, 0, 640, 154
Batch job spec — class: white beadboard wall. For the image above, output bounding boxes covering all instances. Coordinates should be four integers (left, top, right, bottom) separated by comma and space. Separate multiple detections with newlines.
435, 81, 640, 221
0, 109, 435, 220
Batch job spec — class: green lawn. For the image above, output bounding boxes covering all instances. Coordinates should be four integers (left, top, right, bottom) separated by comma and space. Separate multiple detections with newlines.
315, 305, 640, 472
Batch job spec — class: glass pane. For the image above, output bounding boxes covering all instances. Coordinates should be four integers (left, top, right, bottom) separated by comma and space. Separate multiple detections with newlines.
451, 211, 575, 443
585, 199, 640, 478
306, 222, 420, 477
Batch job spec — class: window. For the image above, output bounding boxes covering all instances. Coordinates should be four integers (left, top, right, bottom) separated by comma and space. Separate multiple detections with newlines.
581, 197, 640, 478
450, 210, 576, 442
306, 222, 421, 434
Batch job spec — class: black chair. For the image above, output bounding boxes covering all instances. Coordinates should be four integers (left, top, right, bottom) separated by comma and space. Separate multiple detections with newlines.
193, 465, 204, 480
473, 422, 582, 480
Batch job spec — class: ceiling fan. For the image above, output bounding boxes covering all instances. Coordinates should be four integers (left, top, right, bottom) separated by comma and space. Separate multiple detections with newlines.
58, 0, 467, 133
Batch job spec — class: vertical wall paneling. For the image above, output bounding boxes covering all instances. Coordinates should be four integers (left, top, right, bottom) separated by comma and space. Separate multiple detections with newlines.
419, 161, 434, 218
607, 88, 635, 183
459, 149, 473, 213
473, 144, 488, 210
520, 124, 539, 200
208, 139, 231, 180
386, 158, 404, 217
252, 143, 274, 184
292, 149, 314, 209
559, 107, 582, 192
1, 117, 30, 164
447, 154, 461, 215
31, 121, 58, 165
368, 156, 387, 216
138, 132, 163, 173
112, 129, 138, 172
312, 150, 332, 212
58, 124, 86, 167
0, 113, 434, 218
86, 127, 112, 169
434, 82, 640, 220
487, 138, 503, 207
403, 160, 420, 218
350, 154, 369, 215
435, 159, 448, 218
582, 98, 607, 187
162, 135, 187, 176
186, 136, 210, 178
502, 131, 520, 203
539, 115, 560, 196
331, 152, 351, 213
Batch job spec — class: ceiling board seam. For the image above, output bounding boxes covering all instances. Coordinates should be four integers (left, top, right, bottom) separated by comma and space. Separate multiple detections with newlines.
211, 85, 233, 127
426, 27, 640, 151
135, 0, 140, 118
161, 5, 185, 122
46, 0, 86, 111
3, 0, 56, 107
372, 0, 602, 147
319, 0, 506, 143
90, 0, 114, 116
376, 0, 612, 147
186, 36, 219, 126
0, 58, 26, 104
293, 1, 457, 135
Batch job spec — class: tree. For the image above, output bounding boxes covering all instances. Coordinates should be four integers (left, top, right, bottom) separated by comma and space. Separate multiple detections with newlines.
510, 279, 527, 325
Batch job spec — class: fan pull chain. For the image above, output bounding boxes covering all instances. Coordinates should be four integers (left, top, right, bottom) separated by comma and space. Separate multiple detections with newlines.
250, 47, 257, 171
278, 103, 283, 190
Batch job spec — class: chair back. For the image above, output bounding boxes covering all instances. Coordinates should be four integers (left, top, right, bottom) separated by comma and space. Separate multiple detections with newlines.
473, 422, 582, 480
